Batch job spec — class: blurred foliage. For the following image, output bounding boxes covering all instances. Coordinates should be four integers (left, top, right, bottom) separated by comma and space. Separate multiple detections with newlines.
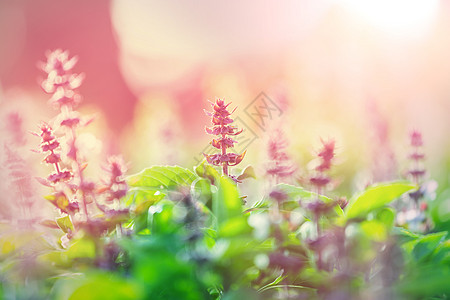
0, 163, 449, 299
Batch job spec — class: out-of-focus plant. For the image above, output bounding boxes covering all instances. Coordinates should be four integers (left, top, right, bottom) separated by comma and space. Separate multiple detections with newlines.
396, 130, 436, 233
265, 129, 296, 185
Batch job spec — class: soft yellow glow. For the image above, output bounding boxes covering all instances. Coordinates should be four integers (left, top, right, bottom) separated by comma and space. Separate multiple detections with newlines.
338, 0, 439, 37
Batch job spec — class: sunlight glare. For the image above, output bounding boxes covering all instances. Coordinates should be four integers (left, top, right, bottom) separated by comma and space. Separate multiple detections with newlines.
338, 0, 439, 37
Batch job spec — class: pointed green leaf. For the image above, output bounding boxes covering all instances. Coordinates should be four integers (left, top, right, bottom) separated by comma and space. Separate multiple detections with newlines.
125, 166, 198, 209
213, 176, 243, 228
412, 231, 447, 262
237, 165, 256, 181
195, 160, 220, 183
127, 165, 197, 190
361, 220, 388, 242
56, 215, 74, 233
345, 181, 416, 219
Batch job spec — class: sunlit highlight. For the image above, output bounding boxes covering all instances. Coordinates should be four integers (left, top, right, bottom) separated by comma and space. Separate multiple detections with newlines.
339, 0, 439, 37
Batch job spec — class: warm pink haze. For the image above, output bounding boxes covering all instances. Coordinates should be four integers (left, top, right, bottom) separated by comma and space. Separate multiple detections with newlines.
0, 2, 450, 299
0, 0, 449, 182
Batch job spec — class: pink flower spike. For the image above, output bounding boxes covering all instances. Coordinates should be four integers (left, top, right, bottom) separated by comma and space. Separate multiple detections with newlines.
266, 129, 296, 182
309, 138, 337, 192
410, 130, 423, 147
203, 98, 246, 179
40, 49, 83, 109
100, 155, 128, 202
317, 139, 335, 163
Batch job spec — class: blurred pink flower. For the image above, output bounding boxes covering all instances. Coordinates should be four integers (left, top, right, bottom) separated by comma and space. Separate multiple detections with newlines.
40, 49, 84, 109
266, 129, 296, 183
99, 155, 128, 202
309, 139, 335, 191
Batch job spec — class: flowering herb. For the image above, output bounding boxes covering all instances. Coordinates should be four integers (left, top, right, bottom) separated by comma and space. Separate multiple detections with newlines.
35, 122, 72, 184
407, 130, 428, 215
408, 130, 425, 185
266, 129, 296, 184
99, 156, 128, 203
309, 139, 335, 193
203, 98, 246, 180
39, 49, 94, 222
36, 50, 129, 239
40, 49, 84, 109
305, 139, 337, 238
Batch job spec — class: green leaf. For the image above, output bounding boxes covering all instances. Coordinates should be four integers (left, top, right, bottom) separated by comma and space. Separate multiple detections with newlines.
191, 178, 212, 205
125, 166, 197, 212
213, 176, 243, 228
195, 160, 220, 183
274, 184, 343, 216
345, 181, 416, 219
392, 226, 424, 253
412, 231, 447, 262
147, 201, 178, 234
127, 165, 198, 191
56, 216, 74, 233
392, 226, 422, 242
219, 217, 251, 238
66, 237, 96, 260
236, 165, 256, 181
125, 189, 165, 213
432, 239, 450, 264
53, 272, 143, 300
44, 193, 69, 212
360, 220, 388, 242
396, 263, 450, 297
375, 207, 396, 228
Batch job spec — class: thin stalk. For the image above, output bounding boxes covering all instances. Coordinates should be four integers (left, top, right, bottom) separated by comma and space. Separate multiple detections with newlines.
64, 104, 90, 221
316, 186, 323, 270
221, 142, 228, 176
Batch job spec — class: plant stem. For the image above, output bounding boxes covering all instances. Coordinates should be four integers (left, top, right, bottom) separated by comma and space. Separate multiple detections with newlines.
221, 132, 228, 176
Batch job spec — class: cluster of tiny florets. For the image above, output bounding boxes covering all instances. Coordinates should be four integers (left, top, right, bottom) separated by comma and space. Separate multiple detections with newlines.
35, 50, 129, 231
407, 130, 427, 211
266, 129, 296, 183
309, 139, 335, 190
40, 49, 84, 109
204, 98, 246, 178
408, 130, 426, 184
100, 156, 128, 202
36, 122, 72, 184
